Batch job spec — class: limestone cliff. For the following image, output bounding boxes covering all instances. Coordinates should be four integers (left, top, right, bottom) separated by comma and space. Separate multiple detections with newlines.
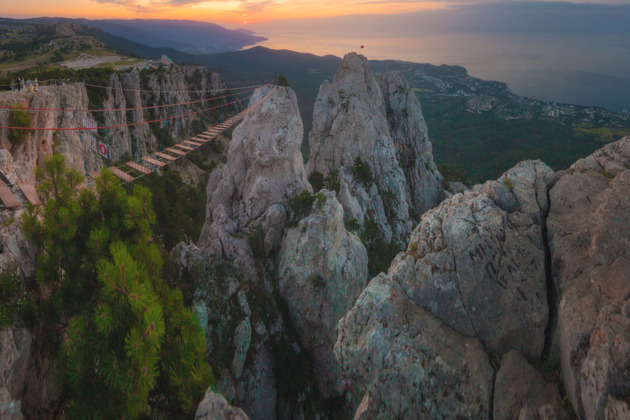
198, 85, 310, 261
0, 151, 60, 420
336, 137, 630, 419
186, 85, 368, 419
379, 71, 443, 216
277, 191, 367, 398
547, 137, 630, 419
335, 160, 564, 419
306, 53, 443, 247
0, 65, 228, 181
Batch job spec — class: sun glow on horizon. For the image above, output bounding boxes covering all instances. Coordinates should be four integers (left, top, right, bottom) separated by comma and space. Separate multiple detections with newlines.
3, 0, 451, 26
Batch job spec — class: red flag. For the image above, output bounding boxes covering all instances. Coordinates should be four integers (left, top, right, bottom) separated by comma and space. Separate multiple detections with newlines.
361, 45, 364, 49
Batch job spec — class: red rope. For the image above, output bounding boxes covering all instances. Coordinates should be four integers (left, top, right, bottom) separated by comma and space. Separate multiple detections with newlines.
0, 94, 253, 131
0, 87, 259, 113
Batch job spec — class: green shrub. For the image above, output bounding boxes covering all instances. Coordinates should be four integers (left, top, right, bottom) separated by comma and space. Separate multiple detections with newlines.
325, 169, 340, 193
601, 170, 614, 179
314, 192, 326, 211
438, 163, 471, 188
345, 218, 361, 233
409, 207, 420, 222
277, 74, 290, 87
288, 190, 316, 225
359, 219, 379, 244
366, 239, 401, 277
503, 178, 514, 190
145, 170, 207, 250
352, 157, 373, 186
0, 270, 30, 330
308, 171, 324, 192
358, 218, 402, 277
8, 103, 31, 146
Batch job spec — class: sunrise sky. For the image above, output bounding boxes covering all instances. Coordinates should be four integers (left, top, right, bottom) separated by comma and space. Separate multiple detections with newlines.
4, 0, 628, 26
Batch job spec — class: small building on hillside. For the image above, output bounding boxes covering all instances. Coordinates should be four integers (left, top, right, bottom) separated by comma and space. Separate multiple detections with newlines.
161, 54, 174, 66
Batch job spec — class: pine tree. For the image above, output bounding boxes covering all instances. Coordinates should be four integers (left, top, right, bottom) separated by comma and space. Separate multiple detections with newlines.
23, 154, 212, 418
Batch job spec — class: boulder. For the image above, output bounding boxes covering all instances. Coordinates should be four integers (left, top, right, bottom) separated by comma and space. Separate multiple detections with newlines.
547, 137, 630, 417
493, 350, 568, 420
335, 274, 494, 419
195, 388, 249, 420
277, 191, 368, 398
388, 160, 555, 359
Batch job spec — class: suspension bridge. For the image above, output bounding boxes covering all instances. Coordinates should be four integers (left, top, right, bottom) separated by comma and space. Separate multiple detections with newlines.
0, 81, 277, 208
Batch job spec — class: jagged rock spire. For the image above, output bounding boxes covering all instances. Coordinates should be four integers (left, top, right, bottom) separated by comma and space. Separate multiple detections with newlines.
306, 52, 443, 246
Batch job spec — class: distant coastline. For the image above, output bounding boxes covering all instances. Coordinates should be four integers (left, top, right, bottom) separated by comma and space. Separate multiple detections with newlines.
247, 31, 630, 113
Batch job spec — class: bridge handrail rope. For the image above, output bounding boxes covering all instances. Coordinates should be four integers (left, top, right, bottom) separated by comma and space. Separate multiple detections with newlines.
134, 108, 138, 162
72, 109, 89, 176
0, 86, 260, 113
0, 94, 255, 131
0, 77, 262, 94
81, 82, 263, 95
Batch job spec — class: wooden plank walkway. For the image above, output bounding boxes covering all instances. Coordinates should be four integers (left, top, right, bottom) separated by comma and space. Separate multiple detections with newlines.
0, 182, 20, 209
183, 140, 201, 147
174, 144, 195, 151
109, 167, 135, 183
154, 152, 177, 161
126, 161, 153, 175
16, 181, 42, 206
164, 147, 186, 156
142, 156, 167, 167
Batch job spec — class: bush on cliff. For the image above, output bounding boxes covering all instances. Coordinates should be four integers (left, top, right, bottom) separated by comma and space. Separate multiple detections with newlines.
23, 154, 212, 419
352, 156, 373, 186
8, 103, 31, 146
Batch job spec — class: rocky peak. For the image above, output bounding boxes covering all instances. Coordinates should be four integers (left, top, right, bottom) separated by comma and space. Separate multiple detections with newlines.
198, 85, 310, 260
378, 71, 443, 215
190, 85, 315, 419
306, 52, 443, 247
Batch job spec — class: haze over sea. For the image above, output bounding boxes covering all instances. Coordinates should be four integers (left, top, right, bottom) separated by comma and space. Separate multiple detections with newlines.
248, 3, 630, 112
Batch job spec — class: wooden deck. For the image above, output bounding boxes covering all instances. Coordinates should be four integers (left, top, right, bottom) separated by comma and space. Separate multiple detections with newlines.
0, 182, 20, 209
16, 181, 42, 206
142, 156, 167, 167
126, 161, 153, 175
109, 167, 135, 183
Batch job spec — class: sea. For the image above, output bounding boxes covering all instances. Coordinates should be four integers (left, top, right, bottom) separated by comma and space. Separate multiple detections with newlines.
249, 30, 630, 112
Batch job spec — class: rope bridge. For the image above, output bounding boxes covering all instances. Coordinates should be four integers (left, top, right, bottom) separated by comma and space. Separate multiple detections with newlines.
0, 83, 277, 208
